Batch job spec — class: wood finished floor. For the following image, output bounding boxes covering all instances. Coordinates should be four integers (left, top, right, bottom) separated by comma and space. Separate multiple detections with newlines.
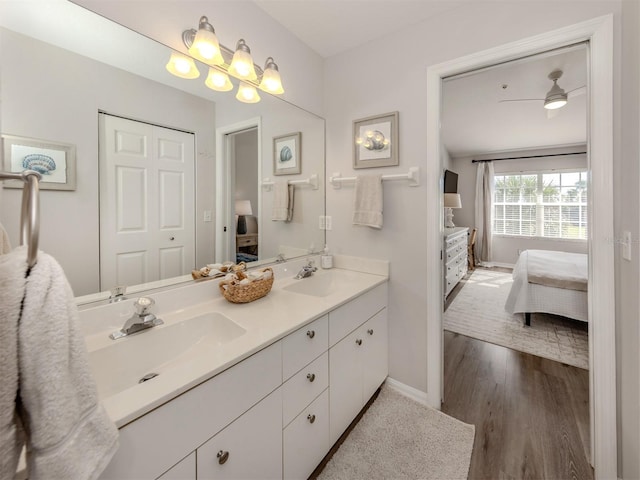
442, 331, 593, 480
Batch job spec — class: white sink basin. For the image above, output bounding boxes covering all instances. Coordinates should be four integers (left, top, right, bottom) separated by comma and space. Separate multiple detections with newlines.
89, 312, 246, 398
283, 273, 337, 297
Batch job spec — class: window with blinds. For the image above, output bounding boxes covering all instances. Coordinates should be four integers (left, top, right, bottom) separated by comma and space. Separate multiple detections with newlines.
493, 171, 587, 240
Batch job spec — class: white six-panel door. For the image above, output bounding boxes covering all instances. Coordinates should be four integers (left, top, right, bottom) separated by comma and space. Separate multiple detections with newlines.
99, 113, 195, 291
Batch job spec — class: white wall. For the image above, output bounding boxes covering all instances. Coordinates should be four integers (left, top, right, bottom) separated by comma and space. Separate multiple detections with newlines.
324, 2, 638, 477
451, 146, 588, 265
0, 29, 216, 296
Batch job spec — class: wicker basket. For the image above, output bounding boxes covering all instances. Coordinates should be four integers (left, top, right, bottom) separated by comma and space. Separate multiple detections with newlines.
218, 268, 274, 303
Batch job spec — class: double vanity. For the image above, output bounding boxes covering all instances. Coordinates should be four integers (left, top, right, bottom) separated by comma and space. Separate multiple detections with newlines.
79, 256, 389, 479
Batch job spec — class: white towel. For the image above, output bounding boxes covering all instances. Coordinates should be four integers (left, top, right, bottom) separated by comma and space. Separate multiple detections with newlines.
0, 246, 118, 479
272, 182, 295, 222
352, 175, 383, 229
0, 221, 11, 254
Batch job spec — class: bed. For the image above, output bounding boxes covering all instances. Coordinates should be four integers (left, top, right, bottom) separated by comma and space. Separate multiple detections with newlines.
505, 249, 588, 326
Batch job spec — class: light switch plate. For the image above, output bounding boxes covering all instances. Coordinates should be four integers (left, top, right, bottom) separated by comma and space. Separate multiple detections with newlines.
622, 231, 632, 261
203, 210, 212, 222
325, 216, 332, 230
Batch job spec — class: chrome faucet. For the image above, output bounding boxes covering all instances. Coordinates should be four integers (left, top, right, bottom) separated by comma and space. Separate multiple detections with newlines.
276, 253, 286, 263
109, 297, 164, 340
295, 260, 317, 279
109, 285, 127, 303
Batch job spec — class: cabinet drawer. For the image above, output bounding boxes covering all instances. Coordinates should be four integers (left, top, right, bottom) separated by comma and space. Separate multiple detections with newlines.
99, 342, 282, 479
237, 236, 257, 247
197, 388, 282, 480
329, 283, 387, 346
156, 452, 195, 480
282, 315, 328, 381
283, 389, 329, 480
282, 352, 328, 427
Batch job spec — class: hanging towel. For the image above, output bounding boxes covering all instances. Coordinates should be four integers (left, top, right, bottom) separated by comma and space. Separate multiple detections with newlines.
0, 246, 118, 480
0, 221, 11, 254
272, 182, 295, 222
353, 175, 383, 229
0, 247, 28, 479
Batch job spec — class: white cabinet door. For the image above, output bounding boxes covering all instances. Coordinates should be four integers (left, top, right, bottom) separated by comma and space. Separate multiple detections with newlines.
329, 327, 364, 444
156, 452, 195, 480
362, 309, 389, 401
283, 389, 330, 480
197, 388, 282, 480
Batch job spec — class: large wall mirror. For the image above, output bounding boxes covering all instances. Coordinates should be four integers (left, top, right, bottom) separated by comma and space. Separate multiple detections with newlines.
0, 1, 325, 302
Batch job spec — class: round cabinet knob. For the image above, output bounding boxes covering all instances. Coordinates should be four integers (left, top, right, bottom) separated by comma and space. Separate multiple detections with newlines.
307, 373, 316, 382
217, 450, 229, 465
367, 329, 374, 335
307, 414, 316, 424
169, 236, 175, 241
355, 339, 363, 346
306, 330, 315, 339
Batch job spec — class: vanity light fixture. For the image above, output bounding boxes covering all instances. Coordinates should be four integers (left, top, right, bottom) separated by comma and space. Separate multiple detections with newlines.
259, 57, 285, 94
228, 39, 258, 81
205, 67, 233, 92
165, 51, 200, 79
236, 82, 261, 103
170, 15, 285, 103
186, 16, 224, 65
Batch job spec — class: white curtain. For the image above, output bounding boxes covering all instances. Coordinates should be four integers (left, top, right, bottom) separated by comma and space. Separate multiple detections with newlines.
474, 161, 494, 264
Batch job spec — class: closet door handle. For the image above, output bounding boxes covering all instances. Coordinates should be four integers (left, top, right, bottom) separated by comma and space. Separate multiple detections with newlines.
217, 450, 229, 465
307, 330, 315, 339
367, 329, 374, 336
307, 373, 316, 382
307, 414, 316, 424
355, 339, 363, 346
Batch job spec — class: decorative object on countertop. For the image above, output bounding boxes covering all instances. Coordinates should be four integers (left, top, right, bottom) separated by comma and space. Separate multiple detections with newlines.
219, 267, 274, 303
191, 261, 245, 280
321, 245, 333, 269
353, 111, 398, 169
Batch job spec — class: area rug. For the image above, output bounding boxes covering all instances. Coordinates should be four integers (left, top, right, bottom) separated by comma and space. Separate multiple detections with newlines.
317, 385, 474, 480
444, 269, 589, 369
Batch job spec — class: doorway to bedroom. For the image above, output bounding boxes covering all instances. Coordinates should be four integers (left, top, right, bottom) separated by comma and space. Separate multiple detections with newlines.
438, 44, 593, 478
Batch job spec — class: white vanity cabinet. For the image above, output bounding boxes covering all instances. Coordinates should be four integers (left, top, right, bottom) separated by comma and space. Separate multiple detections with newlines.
100, 280, 388, 480
197, 389, 283, 480
329, 284, 388, 444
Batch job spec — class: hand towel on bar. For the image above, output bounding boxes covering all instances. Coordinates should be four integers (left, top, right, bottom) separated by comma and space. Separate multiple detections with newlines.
1, 246, 119, 480
272, 182, 295, 222
0, 247, 28, 480
0, 221, 11, 254
353, 175, 383, 229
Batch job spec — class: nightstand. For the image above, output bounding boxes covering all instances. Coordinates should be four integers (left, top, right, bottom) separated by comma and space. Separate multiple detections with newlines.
236, 233, 258, 254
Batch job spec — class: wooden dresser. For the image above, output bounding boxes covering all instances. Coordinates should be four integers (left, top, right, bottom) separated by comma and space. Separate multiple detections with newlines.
444, 227, 469, 298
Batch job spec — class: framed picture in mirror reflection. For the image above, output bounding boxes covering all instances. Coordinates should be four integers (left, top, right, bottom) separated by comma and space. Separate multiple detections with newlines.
2, 134, 77, 190
273, 132, 301, 175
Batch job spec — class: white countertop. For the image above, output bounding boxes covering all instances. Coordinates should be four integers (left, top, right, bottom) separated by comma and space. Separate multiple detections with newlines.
80, 255, 389, 428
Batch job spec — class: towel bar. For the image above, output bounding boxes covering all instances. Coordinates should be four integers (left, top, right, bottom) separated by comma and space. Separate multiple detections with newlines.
329, 167, 420, 189
0, 169, 42, 267
262, 173, 319, 191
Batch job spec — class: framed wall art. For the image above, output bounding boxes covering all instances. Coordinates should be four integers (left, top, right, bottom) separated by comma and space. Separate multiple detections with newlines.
2, 134, 77, 190
353, 111, 399, 169
273, 132, 301, 175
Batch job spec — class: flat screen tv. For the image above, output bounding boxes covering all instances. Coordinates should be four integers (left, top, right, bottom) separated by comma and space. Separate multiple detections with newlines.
444, 169, 458, 193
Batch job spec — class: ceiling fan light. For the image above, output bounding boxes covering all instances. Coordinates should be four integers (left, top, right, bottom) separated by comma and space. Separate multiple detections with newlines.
544, 94, 568, 110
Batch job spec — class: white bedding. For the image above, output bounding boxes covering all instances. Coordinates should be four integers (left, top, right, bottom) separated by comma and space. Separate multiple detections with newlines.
505, 250, 588, 322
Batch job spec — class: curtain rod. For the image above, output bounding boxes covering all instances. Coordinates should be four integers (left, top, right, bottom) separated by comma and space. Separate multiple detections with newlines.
471, 151, 587, 163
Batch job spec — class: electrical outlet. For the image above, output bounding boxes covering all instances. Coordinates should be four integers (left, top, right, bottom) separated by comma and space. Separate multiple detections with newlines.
325, 216, 332, 230
319, 215, 326, 230
203, 210, 212, 222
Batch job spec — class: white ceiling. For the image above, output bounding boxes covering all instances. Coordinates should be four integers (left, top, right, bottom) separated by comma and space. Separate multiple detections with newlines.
253, 0, 467, 58
442, 45, 588, 157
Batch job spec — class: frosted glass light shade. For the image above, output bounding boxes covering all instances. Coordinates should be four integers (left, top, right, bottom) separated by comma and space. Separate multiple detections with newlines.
236, 83, 260, 103
189, 28, 224, 65
205, 68, 233, 92
259, 57, 284, 94
228, 39, 257, 81
166, 52, 200, 79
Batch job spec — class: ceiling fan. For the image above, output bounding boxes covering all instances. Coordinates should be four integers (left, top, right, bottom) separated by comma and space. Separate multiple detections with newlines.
499, 69, 586, 118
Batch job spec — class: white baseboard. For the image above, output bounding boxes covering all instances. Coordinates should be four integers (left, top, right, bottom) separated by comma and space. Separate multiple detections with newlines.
385, 377, 431, 406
